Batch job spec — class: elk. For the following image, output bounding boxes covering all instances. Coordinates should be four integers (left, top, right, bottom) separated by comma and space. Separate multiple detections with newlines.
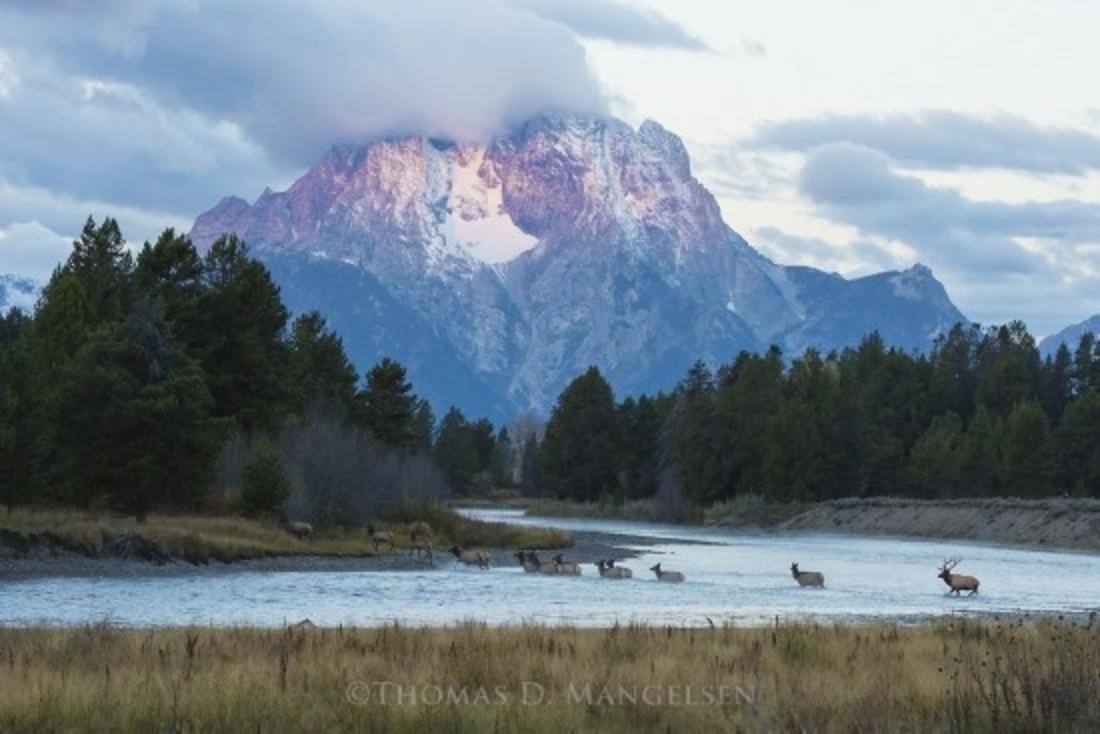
790, 562, 825, 588
649, 562, 685, 582
938, 558, 980, 595
596, 559, 632, 579
516, 549, 537, 572
449, 546, 491, 569
285, 521, 313, 540
552, 553, 582, 575
367, 524, 394, 553
408, 521, 434, 566
516, 549, 557, 574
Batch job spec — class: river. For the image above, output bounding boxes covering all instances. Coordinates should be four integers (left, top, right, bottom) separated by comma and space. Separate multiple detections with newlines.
2, 509, 1097, 626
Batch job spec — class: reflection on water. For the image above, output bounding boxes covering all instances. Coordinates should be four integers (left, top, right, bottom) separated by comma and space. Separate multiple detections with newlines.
3, 509, 1097, 627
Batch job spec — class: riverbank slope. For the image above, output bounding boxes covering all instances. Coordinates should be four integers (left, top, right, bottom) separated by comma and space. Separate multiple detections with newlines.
527, 496, 1100, 552
724, 496, 1100, 552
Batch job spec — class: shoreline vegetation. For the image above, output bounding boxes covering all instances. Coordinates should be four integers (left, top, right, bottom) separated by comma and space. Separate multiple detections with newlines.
0, 504, 572, 567
524, 495, 1100, 553
0, 620, 1096, 732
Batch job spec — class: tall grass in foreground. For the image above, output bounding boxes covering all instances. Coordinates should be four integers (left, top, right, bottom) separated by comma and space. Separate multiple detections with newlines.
0, 621, 1095, 732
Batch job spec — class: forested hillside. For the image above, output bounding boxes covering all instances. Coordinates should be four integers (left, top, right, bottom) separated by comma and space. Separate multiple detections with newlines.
2, 218, 1098, 524
531, 326, 1100, 513
0, 219, 512, 522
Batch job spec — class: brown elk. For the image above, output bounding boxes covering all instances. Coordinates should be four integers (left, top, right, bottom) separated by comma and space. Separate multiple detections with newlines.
409, 521, 434, 566
552, 553, 582, 575
938, 558, 979, 595
596, 559, 632, 579
790, 562, 825, 588
649, 563, 685, 582
367, 524, 394, 553
285, 521, 313, 540
516, 549, 557, 574
449, 546, 491, 569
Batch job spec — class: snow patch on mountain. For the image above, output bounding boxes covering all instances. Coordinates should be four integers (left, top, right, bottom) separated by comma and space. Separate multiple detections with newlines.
435, 145, 538, 264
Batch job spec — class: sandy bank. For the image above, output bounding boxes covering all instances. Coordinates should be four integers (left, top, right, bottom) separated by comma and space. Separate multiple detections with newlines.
721, 497, 1100, 552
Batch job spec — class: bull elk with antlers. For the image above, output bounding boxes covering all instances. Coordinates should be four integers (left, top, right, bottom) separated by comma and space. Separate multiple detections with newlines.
938, 558, 979, 595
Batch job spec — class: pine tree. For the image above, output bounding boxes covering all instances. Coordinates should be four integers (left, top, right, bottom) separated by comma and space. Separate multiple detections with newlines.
1072, 332, 1098, 395
288, 311, 358, 415
134, 229, 206, 353
1053, 390, 1100, 495
53, 299, 223, 517
673, 360, 722, 504
959, 405, 999, 494
356, 358, 418, 447
240, 442, 292, 516
519, 434, 541, 496
411, 399, 436, 450
434, 407, 479, 491
1000, 399, 1053, 496
67, 216, 133, 325
976, 322, 1040, 417
539, 367, 619, 501
906, 412, 964, 498
616, 394, 666, 499
929, 323, 980, 422
1039, 344, 1073, 423
490, 427, 516, 488
197, 234, 291, 430
761, 398, 824, 502
715, 347, 784, 496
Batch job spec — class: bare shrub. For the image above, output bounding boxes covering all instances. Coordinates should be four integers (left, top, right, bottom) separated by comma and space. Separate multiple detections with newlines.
214, 403, 449, 526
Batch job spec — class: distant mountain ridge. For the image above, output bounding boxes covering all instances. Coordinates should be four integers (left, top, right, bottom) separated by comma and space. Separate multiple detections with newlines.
191, 114, 968, 420
1039, 314, 1100, 356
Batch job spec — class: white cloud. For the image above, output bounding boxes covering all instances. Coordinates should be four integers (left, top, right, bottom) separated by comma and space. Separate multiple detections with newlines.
0, 1, 608, 167
0, 221, 71, 281
753, 110, 1100, 175
510, 0, 708, 50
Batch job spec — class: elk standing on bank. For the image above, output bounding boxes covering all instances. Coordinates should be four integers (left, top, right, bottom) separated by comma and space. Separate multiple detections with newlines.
285, 521, 313, 540
938, 558, 979, 595
649, 562, 685, 582
450, 546, 491, 569
790, 562, 825, 588
367, 524, 394, 553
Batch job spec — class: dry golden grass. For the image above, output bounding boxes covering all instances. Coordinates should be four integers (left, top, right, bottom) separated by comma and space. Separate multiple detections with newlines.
0, 620, 1095, 732
0, 505, 572, 564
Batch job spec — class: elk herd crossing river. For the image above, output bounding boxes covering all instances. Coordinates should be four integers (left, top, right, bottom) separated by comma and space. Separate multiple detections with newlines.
2, 509, 1098, 627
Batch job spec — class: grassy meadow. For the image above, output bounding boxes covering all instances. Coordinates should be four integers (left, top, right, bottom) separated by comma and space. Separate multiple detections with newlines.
0, 620, 1095, 732
0, 504, 572, 564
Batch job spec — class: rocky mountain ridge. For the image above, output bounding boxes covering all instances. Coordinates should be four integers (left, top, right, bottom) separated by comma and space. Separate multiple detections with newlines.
191, 115, 968, 419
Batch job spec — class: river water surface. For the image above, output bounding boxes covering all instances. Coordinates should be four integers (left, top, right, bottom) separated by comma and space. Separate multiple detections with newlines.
2, 509, 1097, 627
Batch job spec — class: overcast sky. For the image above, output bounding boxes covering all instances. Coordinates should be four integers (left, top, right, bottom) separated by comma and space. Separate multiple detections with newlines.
1, 1, 1099, 336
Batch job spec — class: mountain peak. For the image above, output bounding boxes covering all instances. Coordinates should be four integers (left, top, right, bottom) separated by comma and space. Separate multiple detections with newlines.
188, 114, 968, 419
1039, 313, 1100, 355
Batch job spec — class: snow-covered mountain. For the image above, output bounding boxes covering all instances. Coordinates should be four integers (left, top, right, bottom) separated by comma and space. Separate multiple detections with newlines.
191, 115, 967, 420
1039, 314, 1100, 356
0, 275, 39, 314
